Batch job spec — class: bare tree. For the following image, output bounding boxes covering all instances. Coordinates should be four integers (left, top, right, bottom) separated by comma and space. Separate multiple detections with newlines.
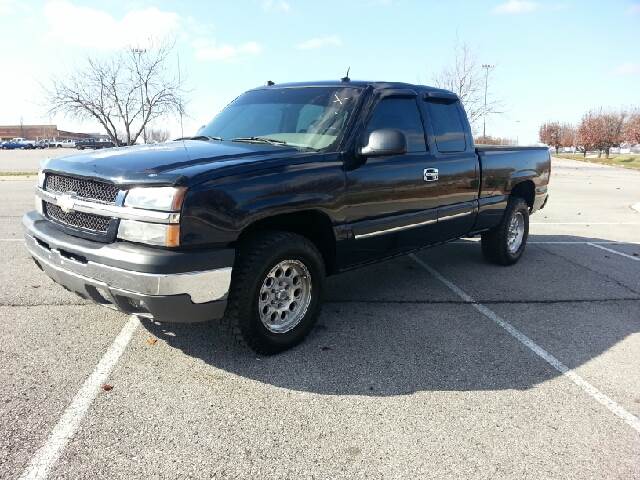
577, 111, 601, 157
599, 110, 626, 158
46, 41, 185, 146
148, 128, 171, 143
576, 109, 626, 158
624, 110, 640, 145
559, 123, 577, 150
539, 121, 562, 153
432, 42, 501, 130
474, 135, 516, 145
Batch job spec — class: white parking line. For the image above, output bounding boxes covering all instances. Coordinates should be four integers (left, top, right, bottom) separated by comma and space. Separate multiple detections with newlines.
531, 222, 640, 225
409, 254, 640, 434
587, 242, 640, 262
19, 315, 139, 480
451, 240, 640, 245
0, 239, 22, 242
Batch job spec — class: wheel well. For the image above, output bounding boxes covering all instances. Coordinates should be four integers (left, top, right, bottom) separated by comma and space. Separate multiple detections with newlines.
237, 211, 337, 274
511, 180, 535, 209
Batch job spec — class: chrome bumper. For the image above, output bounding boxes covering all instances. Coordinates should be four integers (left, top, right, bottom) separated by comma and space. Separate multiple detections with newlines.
24, 233, 232, 304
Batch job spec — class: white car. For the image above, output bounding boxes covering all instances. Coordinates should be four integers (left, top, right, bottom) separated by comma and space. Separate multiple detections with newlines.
12, 137, 36, 147
60, 139, 76, 148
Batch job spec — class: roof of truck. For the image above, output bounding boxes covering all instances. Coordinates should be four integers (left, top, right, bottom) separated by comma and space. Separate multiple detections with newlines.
254, 80, 457, 97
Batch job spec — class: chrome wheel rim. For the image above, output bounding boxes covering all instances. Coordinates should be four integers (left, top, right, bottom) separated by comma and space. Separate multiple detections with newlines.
258, 259, 312, 334
507, 211, 525, 254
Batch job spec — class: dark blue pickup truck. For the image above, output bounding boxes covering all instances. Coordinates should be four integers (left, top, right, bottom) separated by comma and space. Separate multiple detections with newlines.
23, 80, 550, 354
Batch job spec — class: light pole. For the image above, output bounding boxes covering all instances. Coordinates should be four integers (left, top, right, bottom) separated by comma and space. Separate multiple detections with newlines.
132, 48, 147, 144
481, 64, 494, 138
177, 52, 184, 138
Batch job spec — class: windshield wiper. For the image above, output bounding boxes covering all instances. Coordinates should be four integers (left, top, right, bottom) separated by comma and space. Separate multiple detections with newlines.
230, 136, 289, 146
177, 135, 223, 142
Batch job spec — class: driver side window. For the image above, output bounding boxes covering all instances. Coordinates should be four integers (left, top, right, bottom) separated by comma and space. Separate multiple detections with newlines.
365, 98, 427, 153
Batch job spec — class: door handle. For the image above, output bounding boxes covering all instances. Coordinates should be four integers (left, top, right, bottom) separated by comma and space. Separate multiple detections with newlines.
423, 168, 439, 182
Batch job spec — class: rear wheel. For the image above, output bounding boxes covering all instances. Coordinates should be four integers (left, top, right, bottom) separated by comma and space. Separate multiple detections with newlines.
224, 231, 325, 355
481, 197, 529, 265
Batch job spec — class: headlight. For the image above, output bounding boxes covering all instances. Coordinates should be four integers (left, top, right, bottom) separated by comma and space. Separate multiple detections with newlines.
124, 186, 186, 211
117, 220, 181, 247
119, 186, 185, 247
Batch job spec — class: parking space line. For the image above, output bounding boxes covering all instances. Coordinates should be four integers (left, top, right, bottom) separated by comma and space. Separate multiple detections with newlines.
451, 240, 640, 245
531, 222, 640, 225
409, 254, 640, 434
0, 239, 22, 242
18, 315, 139, 480
587, 242, 640, 262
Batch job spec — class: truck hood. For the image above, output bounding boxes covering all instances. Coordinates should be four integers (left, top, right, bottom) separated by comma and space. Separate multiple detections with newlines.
43, 140, 303, 186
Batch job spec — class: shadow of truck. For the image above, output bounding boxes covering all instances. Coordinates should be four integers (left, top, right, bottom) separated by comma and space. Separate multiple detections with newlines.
141, 234, 640, 397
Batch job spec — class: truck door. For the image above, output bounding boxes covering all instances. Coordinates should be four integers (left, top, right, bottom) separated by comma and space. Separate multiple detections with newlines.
342, 92, 440, 265
419, 94, 479, 242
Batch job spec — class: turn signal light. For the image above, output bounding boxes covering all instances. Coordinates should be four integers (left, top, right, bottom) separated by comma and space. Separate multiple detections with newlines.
165, 224, 181, 248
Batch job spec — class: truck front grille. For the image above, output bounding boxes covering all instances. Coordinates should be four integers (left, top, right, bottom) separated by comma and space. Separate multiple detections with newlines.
45, 174, 119, 204
45, 203, 111, 233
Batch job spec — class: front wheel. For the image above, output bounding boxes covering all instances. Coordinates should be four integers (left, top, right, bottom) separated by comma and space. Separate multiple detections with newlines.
481, 197, 530, 266
224, 231, 325, 355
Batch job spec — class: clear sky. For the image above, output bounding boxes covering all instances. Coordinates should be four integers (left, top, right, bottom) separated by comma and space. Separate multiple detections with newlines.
1, 0, 639, 144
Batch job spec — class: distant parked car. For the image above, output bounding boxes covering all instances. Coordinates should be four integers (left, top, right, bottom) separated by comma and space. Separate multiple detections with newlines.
76, 138, 115, 150
35, 140, 48, 149
47, 139, 64, 148
2, 141, 22, 150
60, 139, 76, 148
11, 137, 36, 149
2, 138, 34, 149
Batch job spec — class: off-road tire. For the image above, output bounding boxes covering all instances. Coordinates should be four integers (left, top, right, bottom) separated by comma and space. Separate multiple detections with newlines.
223, 231, 325, 355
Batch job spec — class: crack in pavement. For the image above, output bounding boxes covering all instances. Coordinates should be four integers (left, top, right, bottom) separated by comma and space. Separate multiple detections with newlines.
534, 244, 640, 296
0, 302, 89, 307
326, 298, 640, 305
4, 298, 639, 308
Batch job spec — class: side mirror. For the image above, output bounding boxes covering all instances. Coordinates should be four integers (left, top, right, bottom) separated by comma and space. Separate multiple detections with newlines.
360, 129, 407, 157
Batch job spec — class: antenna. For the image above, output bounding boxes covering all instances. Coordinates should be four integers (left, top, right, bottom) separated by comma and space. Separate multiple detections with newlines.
341, 67, 350, 82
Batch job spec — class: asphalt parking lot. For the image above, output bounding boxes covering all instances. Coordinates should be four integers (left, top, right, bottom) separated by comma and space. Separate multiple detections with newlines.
0, 149, 71, 173
1, 157, 639, 479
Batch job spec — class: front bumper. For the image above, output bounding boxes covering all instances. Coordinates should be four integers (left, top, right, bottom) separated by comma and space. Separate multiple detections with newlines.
23, 212, 235, 323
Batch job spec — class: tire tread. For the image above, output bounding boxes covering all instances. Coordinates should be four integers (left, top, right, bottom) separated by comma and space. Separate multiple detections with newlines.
223, 231, 324, 355
481, 197, 529, 266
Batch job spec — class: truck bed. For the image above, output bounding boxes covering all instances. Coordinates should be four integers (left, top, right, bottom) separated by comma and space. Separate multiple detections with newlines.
475, 144, 550, 209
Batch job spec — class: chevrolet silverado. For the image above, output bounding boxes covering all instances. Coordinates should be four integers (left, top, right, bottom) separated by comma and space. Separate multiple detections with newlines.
23, 80, 550, 354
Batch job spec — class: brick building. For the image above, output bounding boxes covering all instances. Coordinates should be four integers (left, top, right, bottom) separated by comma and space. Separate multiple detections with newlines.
0, 125, 92, 141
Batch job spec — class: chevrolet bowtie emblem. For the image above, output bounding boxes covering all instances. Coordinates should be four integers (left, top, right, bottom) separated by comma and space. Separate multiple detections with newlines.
58, 193, 76, 213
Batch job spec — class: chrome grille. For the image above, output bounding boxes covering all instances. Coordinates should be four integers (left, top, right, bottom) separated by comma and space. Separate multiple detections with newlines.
45, 203, 111, 233
45, 174, 119, 204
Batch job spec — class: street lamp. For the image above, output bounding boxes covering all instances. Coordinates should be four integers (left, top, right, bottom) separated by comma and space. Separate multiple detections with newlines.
132, 48, 147, 144
481, 64, 495, 138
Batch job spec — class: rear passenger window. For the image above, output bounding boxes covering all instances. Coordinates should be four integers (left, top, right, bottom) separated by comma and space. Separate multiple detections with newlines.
425, 100, 466, 153
365, 98, 426, 153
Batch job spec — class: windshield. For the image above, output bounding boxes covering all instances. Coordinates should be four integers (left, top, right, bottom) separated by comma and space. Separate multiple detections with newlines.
198, 87, 362, 151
